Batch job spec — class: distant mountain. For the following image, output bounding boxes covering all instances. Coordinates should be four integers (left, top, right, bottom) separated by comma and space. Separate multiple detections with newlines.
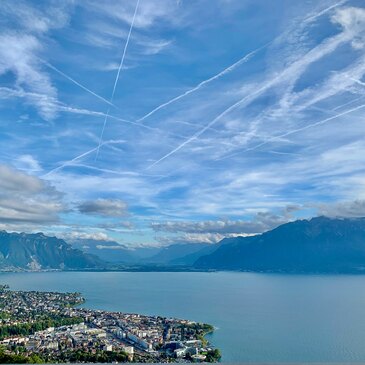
71, 240, 220, 267
8, 216, 365, 273
194, 217, 365, 273
169, 243, 220, 266
73, 241, 221, 267
143, 243, 219, 265
71, 240, 163, 264
130, 246, 162, 260
70, 239, 138, 263
0, 231, 103, 271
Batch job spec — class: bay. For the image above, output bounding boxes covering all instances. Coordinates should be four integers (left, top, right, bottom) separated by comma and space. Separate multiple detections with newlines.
1, 271, 365, 362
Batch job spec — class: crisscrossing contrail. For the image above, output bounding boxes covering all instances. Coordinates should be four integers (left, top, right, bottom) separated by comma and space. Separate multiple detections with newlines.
41, 60, 117, 109
137, 42, 270, 123
95, 0, 140, 160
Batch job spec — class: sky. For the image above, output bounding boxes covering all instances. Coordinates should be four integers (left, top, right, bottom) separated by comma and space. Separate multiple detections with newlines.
1, 0, 365, 248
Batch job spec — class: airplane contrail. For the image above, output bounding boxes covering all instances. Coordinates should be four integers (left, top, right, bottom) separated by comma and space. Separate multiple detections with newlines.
137, 42, 270, 123
42, 60, 117, 108
216, 102, 365, 161
145, 1, 350, 170
350, 77, 365, 87
43, 109, 188, 178
95, 0, 140, 160
43, 139, 126, 177
332, 94, 365, 111
110, 1, 140, 102
146, 59, 357, 170
302, 0, 347, 23
146, 70, 287, 170
44, 41, 269, 174
45, 0, 347, 175
138, 0, 345, 124
57, 104, 159, 131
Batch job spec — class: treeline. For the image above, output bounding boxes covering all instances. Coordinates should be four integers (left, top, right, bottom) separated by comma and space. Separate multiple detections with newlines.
181, 322, 214, 346
0, 348, 129, 364
0, 348, 44, 364
182, 322, 214, 333
52, 349, 129, 363
0, 316, 82, 340
185, 348, 221, 362
205, 349, 221, 362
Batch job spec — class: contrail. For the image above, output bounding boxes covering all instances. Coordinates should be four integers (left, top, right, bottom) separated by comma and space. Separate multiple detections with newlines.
146, 2, 350, 170
350, 77, 365, 87
43, 139, 126, 177
95, 0, 140, 160
43, 110, 187, 177
137, 42, 270, 123
42, 60, 117, 108
303, 0, 347, 23
217, 102, 365, 161
45, 0, 346, 174
63, 163, 167, 178
111, 1, 140, 102
146, 70, 285, 169
138, 0, 345, 124
44, 41, 269, 174
146, 94, 255, 169
146, 67, 362, 170
57, 104, 160, 131
332, 94, 365, 111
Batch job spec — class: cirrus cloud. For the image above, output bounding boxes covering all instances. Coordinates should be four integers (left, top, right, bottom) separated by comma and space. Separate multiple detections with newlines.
0, 1, 73, 120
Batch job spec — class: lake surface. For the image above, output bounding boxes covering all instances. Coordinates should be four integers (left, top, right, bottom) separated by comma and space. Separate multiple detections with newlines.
1, 271, 365, 362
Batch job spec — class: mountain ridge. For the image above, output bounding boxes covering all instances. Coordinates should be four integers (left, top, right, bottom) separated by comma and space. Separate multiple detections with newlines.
3, 216, 365, 273
194, 216, 365, 273
0, 231, 104, 271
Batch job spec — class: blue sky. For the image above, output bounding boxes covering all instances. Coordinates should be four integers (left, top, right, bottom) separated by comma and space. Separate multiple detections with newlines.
1, 0, 365, 247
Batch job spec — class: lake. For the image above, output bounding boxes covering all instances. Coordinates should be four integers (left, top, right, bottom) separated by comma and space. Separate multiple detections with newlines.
1, 271, 365, 362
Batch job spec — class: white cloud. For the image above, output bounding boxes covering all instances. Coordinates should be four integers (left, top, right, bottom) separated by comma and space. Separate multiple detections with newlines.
332, 6, 365, 49
0, 1, 73, 119
0, 164, 64, 226
77, 0, 177, 61
152, 211, 294, 235
137, 38, 172, 55
60, 231, 111, 242
96, 244, 127, 250
316, 200, 365, 218
157, 232, 249, 245
147, 5, 365, 168
0, 164, 44, 193
14, 155, 42, 173
84, 0, 179, 29
0, 34, 58, 119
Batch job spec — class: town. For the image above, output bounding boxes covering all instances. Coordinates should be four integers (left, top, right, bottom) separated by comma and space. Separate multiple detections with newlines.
0, 285, 220, 363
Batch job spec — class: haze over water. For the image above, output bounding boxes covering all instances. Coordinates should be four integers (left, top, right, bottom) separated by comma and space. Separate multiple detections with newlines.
1, 271, 365, 362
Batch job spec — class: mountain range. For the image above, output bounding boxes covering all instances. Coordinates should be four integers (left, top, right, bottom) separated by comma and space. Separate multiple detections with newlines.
2, 216, 365, 272
69, 239, 220, 266
0, 231, 102, 271
194, 216, 365, 273
70, 239, 141, 264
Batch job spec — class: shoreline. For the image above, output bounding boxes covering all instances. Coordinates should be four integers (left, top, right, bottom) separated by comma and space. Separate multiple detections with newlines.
0, 285, 220, 363
4, 268, 365, 275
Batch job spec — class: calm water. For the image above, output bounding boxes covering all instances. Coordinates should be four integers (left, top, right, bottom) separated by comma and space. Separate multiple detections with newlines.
1, 271, 365, 362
